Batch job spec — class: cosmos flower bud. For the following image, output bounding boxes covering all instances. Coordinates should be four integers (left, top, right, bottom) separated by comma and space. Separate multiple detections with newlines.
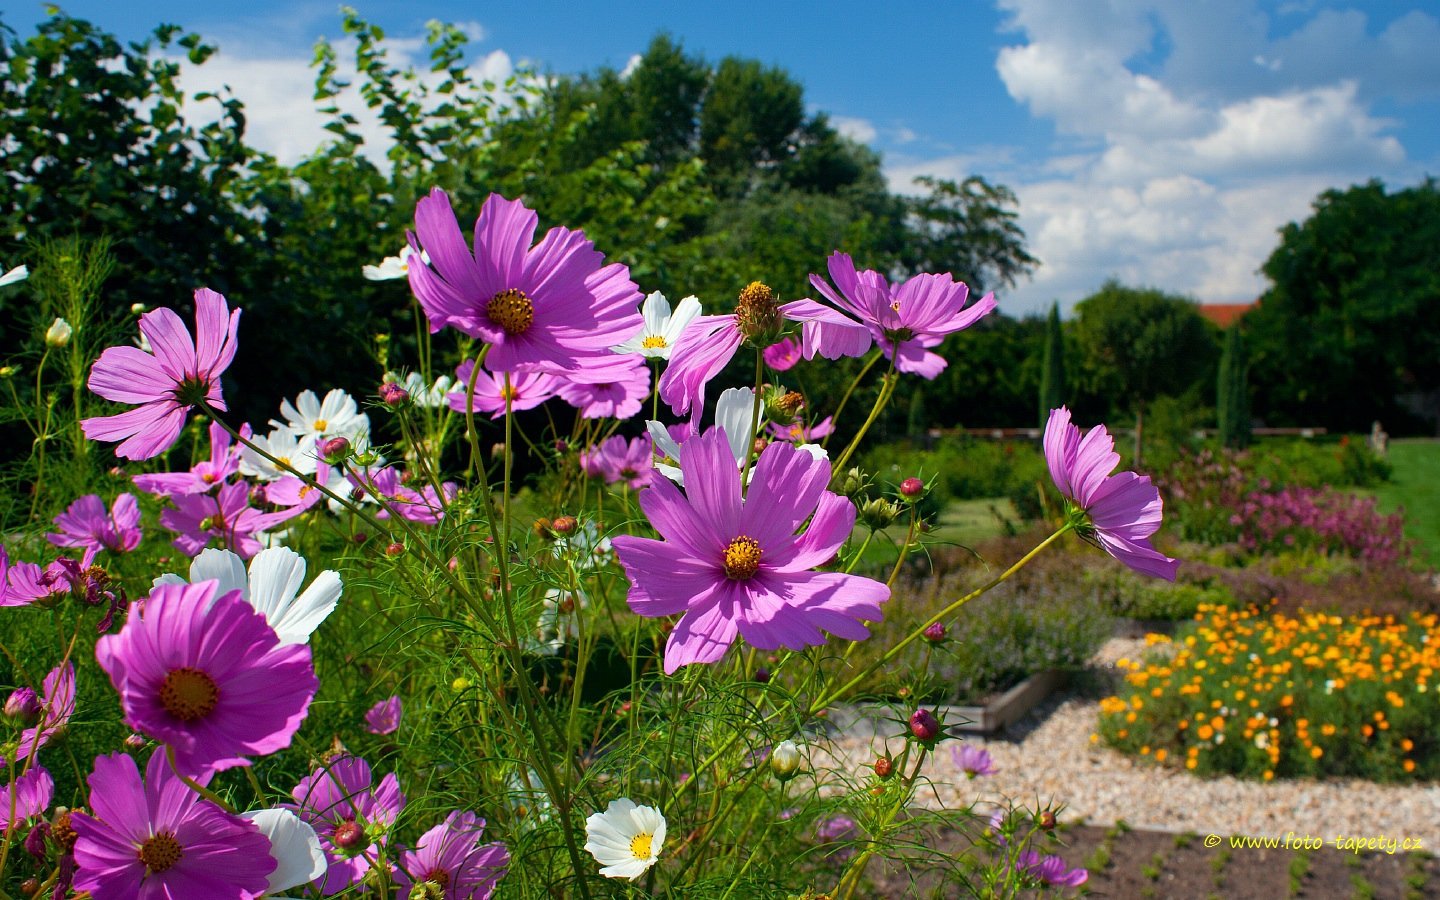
331, 819, 367, 849
900, 477, 926, 499
922, 622, 947, 643
552, 515, 577, 535
320, 436, 351, 464
385, 542, 405, 558
44, 318, 72, 347
533, 517, 555, 540
837, 467, 869, 499
379, 381, 409, 406
1039, 811, 1057, 830
769, 740, 802, 781
860, 497, 903, 529
3, 687, 40, 725
130, 303, 147, 314
123, 733, 147, 750
874, 756, 894, 779
22, 822, 48, 860
909, 707, 942, 744
19, 876, 39, 897
754, 666, 771, 684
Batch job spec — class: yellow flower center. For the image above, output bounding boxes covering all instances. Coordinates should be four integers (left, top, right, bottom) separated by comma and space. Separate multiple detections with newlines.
487, 288, 535, 335
137, 831, 183, 872
641, 335, 668, 349
723, 536, 763, 580
276, 456, 291, 468
159, 667, 219, 721
630, 831, 654, 860
313, 419, 328, 432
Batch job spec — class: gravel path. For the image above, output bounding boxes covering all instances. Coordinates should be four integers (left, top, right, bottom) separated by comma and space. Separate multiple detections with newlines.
825, 638, 1440, 848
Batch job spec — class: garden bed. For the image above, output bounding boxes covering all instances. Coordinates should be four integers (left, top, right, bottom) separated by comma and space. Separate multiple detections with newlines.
827, 669, 1068, 736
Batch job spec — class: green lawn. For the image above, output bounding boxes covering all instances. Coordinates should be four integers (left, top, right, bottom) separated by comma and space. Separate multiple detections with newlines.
1369, 438, 1440, 565
855, 497, 1017, 568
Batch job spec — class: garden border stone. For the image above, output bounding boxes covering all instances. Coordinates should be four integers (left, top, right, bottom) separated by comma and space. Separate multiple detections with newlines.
825, 669, 1068, 738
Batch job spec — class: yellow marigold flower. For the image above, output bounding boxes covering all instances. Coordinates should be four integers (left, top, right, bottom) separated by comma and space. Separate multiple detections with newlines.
1404, 760, 1416, 773
1310, 746, 1323, 759
1402, 738, 1415, 752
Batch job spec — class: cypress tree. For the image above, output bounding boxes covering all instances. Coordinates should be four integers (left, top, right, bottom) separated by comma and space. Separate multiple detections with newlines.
1038, 302, 1066, 427
1217, 325, 1250, 449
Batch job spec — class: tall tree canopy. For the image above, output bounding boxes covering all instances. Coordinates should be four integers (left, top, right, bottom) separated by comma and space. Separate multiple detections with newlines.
1246, 179, 1440, 433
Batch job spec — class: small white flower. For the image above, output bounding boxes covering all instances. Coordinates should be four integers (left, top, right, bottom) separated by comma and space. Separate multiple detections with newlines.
611, 291, 702, 360
240, 427, 318, 482
0, 264, 27, 287
1254, 733, 1269, 749
241, 808, 326, 894
44, 317, 72, 347
585, 798, 666, 880
154, 547, 342, 645
274, 388, 370, 442
362, 245, 429, 281
525, 588, 584, 656
769, 740, 803, 780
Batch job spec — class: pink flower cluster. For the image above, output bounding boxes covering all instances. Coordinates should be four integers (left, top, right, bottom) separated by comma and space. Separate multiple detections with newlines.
1231, 485, 1407, 564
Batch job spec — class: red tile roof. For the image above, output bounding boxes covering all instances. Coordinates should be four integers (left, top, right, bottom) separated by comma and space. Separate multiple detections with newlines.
1197, 302, 1258, 328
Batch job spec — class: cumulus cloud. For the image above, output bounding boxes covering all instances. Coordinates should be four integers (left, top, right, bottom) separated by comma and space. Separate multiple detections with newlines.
171, 30, 515, 167
907, 0, 1434, 316
831, 115, 878, 144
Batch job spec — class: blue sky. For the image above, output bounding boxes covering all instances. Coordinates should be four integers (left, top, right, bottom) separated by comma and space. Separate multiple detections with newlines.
6, 1, 1439, 315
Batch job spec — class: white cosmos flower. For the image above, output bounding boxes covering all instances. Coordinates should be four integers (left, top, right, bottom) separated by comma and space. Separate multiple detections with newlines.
584, 798, 666, 880
611, 291, 702, 360
274, 388, 370, 442
153, 547, 342, 645
241, 808, 326, 894
649, 387, 826, 485
362, 245, 429, 281
240, 427, 318, 482
0, 264, 27, 287
383, 370, 454, 409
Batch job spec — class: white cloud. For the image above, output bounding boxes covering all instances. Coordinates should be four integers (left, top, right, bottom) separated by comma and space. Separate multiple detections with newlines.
890, 0, 1429, 316
832, 115, 878, 144
620, 53, 643, 80
172, 31, 515, 167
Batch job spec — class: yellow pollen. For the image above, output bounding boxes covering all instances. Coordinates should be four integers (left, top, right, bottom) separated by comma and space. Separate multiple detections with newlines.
159, 667, 219, 721
200, 472, 216, 483
789, 425, 804, 439
500, 385, 518, 401
723, 536, 763, 580
890, 300, 901, 312
276, 456, 291, 468
486, 288, 535, 335
630, 831, 654, 859
641, 335, 668, 349
137, 831, 183, 872
313, 419, 328, 432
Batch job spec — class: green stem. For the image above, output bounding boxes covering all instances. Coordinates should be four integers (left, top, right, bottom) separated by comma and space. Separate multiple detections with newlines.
823, 350, 883, 448
829, 357, 898, 475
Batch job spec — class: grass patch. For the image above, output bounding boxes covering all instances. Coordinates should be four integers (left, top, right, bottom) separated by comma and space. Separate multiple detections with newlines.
1368, 438, 1440, 564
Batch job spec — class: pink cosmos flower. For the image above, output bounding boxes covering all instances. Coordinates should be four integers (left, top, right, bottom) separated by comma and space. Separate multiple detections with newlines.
47, 493, 142, 560
160, 480, 303, 559
448, 360, 561, 418
95, 581, 318, 777
290, 755, 406, 895
349, 466, 456, 524
1016, 849, 1089, 887
557, 354, 651, 420
782, 252, 997, 379
763, 336, 802, 371
364, 696, 402, 736
407, 189, 642, 372
656, 313, 745, 417
12, 662, 76, 765
395, 811, 510, 899
1044, 406, 1179, 580
0, 765, 52, 833
583, 435, 654, 489
82, 288, 240, 459
767, 416, 835, 443
0, 553, 67, 608
71, 750, 275, 899
133, 421, 244, 497
612, 428, 889, 673
952, 744, 997, 778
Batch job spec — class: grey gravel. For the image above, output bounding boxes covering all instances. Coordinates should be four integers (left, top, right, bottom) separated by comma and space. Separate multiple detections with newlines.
824, 638, 1440, 847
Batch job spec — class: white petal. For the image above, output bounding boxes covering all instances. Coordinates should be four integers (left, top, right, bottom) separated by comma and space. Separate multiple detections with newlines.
641, 291, 672, 335
662, 296, 703, 344
0, 265, 28, 287
246, 548, 340, 644
189, 549, 249, 599
275, 570, 342, 644
151, 573, 187, 591
715, 388, 759, 463
242, 808, 327, 892
646, 420, 680, 461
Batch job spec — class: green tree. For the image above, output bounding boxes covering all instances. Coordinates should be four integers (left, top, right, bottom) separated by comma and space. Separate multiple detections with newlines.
1246, 179, 1440, 433
1073, 280, 1218, 464
1038, 302, 1066, 427
1217, 325, 1250, 449
904, 175, 1038, 293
